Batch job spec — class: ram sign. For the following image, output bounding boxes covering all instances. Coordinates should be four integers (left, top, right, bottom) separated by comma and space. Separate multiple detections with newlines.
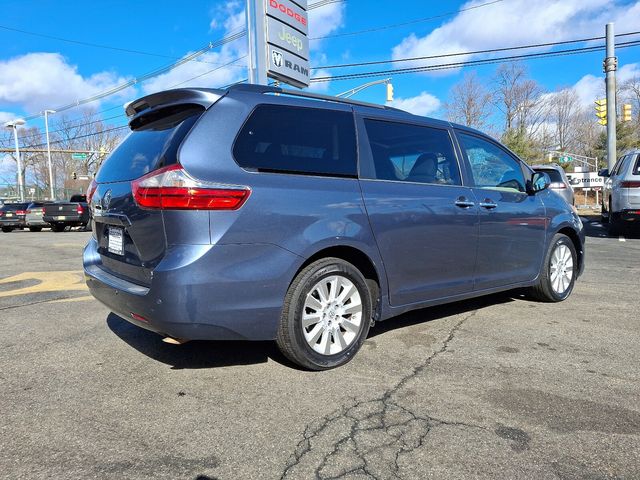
264, 0, 310, 88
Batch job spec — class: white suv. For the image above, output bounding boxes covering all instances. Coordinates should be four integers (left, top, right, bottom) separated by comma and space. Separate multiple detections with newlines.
600, 149, 640, 235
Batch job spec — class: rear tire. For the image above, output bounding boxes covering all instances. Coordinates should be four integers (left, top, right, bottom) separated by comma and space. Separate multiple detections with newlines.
529, 233, 577, 302
51, 223, 66, 232
276, 258, 372, 370
29, 227, 42, 232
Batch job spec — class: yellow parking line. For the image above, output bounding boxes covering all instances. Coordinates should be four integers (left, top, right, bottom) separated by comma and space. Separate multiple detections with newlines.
0, 271, 87, 298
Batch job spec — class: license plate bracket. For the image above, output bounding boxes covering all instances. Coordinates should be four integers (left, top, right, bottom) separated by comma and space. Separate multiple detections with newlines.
108, 227, 124, 256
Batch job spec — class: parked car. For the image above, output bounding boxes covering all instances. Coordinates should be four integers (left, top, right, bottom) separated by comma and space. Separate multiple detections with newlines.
0, 202, 30, 232
84, 85, 585, 370
43, 194, 90, 232
531, 164, 574, 206
25, 202, 49, 231
599, 149, 640, 235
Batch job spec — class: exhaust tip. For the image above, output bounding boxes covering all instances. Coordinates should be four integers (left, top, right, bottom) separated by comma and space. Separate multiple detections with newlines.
162, 336, 188, 345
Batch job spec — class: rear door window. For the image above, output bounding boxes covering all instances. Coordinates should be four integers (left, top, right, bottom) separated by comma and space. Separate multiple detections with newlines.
362, 119, 461, 185
96, 105, 204, 183
233, 104, 357, 177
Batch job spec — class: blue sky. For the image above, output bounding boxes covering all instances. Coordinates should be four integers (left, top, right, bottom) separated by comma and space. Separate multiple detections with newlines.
0, 0, 639, 133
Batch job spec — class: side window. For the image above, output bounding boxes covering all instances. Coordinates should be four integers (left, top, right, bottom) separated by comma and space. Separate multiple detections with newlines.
611, 156, 626, 176
363, 119, 461, 186
233, 104, 356, 177
633, 155, 640, 176
457, 132, 526, 193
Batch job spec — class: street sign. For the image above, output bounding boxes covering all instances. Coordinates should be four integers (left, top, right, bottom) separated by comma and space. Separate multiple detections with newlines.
560, 155, 573, 164
566, 172, 605, 190
71, 153, 88, 160
263, 0, 310, 88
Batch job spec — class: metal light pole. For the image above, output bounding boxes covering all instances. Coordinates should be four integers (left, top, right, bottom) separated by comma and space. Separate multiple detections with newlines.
604, 23, 617, 171
43, 109, 56, 200
4, 119, 26, 202
246, 0, 267, 85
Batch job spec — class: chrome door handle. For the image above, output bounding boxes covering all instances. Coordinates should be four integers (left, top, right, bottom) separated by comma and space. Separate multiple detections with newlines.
479, 201, 498, 209
455, 199, 475, 208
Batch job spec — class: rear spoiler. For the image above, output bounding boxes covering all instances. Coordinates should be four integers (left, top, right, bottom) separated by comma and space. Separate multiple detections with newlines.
125, 88, 224, 118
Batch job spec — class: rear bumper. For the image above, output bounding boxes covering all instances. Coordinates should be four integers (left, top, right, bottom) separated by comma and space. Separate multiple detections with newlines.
0, 220, 25, 228
84, 238, 302, 341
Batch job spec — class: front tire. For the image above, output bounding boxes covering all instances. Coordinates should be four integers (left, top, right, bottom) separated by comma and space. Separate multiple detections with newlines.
1, 227, 13, 233
276, 258, 373, 370
529, 234, 577, 302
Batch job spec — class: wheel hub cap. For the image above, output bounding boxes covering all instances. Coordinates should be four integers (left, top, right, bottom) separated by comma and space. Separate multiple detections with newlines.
302, 275, 363, 356
550, 244, 574, 295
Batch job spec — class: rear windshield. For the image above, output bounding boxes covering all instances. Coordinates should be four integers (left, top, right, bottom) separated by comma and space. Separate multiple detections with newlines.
536, 168, 564, 183
69, 195, 86, 203
96, 105, 204, 183
1, 203, 29, 211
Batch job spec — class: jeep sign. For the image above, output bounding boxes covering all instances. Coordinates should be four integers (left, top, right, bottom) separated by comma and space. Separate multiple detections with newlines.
264, 0, 310, 88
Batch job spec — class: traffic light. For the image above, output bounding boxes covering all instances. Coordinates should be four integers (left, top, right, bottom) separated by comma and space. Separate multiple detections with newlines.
622, 104, 632, 122
386, 83, 394, 103
595, 99, 607, 126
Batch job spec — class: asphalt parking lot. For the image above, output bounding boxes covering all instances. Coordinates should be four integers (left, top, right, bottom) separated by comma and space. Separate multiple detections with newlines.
1, 217, 639, 480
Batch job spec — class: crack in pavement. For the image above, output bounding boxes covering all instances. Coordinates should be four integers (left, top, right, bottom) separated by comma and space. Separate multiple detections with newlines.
280, 310, 482, 480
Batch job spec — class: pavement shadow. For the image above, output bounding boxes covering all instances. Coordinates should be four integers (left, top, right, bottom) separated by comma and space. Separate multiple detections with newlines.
106, 313, 290, 370
369, 292, 515, 338
580, 214, 640, 239
107, 292, 520, 370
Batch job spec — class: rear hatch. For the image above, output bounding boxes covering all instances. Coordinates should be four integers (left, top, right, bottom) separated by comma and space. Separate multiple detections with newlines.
92, 101, 210, 286
0, 203, 29, 223
44, 202, 83, 219
626, 155, 640, 207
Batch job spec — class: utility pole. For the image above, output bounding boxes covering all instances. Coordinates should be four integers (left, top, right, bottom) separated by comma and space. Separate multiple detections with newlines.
4, 119, 26, 202
604, 23, 617, 171
246, 0, 267, 85
43, 109, 56, 200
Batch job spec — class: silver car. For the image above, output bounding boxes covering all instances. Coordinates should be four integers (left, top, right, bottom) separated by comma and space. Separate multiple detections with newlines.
600, 150, 640, 235
25, 202, 49, 232
532, 164, 574, 206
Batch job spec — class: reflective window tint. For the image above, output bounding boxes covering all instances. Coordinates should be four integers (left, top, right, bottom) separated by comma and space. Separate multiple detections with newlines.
233, 105, 357, 177
457, 132, 526, 193
363, 119, 461, 186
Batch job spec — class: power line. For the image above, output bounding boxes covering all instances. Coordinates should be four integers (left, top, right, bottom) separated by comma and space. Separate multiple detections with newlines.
310, 40, 640, 82
316, 30, 640, 70
308, 0, 346, 10
311, 0, 502, 40
20, 30, 246, 121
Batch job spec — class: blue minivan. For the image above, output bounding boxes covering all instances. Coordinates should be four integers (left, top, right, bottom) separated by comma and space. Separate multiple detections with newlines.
84, 84, 585, 370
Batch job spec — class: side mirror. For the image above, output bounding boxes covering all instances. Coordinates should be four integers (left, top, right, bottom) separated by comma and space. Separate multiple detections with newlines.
598, 168, 610, 177
529, 172, 551, 194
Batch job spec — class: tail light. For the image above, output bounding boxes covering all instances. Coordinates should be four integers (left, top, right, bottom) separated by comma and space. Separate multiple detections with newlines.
77, 204, 84, 215
16, 210, 26, 215
87, 179, 98, 204
620, 181, 640, 188
26, 210, 32, 214
131, 164, 251, 210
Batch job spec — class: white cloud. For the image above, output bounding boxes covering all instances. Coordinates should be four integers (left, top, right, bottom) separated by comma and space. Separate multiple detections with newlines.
390, 92, 441, 116
0, 53, 132, 113
0, 111, 17, 125
392, 0, 640, 73
309, 3, 345, 41
572, 62, 640, 106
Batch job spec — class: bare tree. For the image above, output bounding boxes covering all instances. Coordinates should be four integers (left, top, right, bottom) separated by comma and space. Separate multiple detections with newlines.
546, 88, 582, 151
443, 72, 493, 129
622, 76, 640, 126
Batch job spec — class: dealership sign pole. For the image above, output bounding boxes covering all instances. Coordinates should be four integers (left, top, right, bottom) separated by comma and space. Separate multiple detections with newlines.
247, 0, 310, 88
